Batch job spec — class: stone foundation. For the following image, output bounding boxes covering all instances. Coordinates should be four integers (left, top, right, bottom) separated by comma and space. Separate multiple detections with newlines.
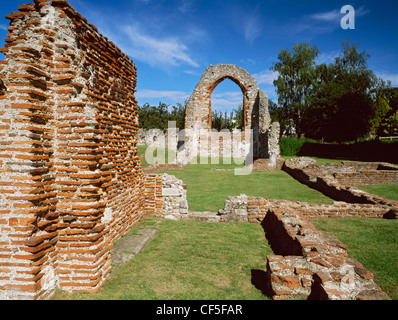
282, 159, 398, 208
263, 208, 390, 300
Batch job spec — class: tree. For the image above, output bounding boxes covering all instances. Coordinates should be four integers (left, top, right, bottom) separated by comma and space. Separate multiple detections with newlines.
377, 87, 398, 136
138, 100, 186, 131
268, 99, 291, 136
138, 102, 169, 130
271, 42, 320, 137
170, 101, 186, 131
211, 110, 234, 131
302, 41, 390, 142
232, 104, 244, 129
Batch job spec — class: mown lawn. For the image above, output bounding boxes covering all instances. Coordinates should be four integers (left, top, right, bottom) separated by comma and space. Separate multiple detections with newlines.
52, 217, 272, 300
312, 217, 398, 300
52, 216, 397, 300
357, 184, 398, 201
160, 157, 334, 212
67, 146, 393, 301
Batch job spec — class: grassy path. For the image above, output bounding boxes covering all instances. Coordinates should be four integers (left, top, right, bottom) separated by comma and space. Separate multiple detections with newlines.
52, 218, 272, 300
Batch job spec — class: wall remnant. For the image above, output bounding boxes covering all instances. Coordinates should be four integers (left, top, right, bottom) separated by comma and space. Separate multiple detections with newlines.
0, 0, 155, 299
180, 64, 280, 166
282, 159, 398, 209
0, 0, 394, 301
137, 128, 178, 152
263, 208, 390, 300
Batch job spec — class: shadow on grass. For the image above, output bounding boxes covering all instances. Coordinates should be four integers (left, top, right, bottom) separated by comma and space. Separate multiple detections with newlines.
250, 269, 270, 297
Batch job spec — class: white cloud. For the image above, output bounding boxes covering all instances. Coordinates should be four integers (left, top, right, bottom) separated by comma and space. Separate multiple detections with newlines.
376, 72, 398, 86
136, 89, 189, 100
309, 9, 341, 22
309, 6, 369, 22
316, 50, 340, 65
121, 24, 200, 68
253, 70, 278, 85
282, 5, 370, 37
0, 24, 8, 31
242, 14, 263, 44
211, 91, 244, 111
178, 1, 195, 14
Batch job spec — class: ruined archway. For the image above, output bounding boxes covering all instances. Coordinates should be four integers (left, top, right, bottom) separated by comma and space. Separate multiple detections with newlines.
185, 64, 270, 132
182, 64, 280, 164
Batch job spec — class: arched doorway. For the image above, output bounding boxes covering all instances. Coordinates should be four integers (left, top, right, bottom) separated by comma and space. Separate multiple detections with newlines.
210, 77, 245, 131
180, 64, 279, 165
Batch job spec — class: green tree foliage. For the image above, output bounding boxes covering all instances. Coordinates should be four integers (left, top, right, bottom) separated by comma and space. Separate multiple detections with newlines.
272, 40, 393, 142
139, 101, 244, 132
268, 99, 291, 136
302, 41, 390, 142
138, 101, 186, 131
271, 42, 320, 137
211, 110, 235, 131
211, 105, 245, 131
232, 104, 244, 129
377, 88, 398, 136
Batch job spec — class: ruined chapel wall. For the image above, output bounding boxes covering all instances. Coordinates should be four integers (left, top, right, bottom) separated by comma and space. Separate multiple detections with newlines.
282, 160, 398, 208
0, 0, 145, 299
184, 64, 270, 131
182, 64, 280, 162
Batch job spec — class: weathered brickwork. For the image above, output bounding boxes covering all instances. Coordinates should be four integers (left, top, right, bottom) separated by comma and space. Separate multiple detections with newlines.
0, 0, 395, 301
263, 208, 390, 300
0, 0, 148, 299
217, 195, 397, 223
282, 159, 398, 208
181, 64, 280, 164
178, 194, 393, 299
143, 174, 163, 217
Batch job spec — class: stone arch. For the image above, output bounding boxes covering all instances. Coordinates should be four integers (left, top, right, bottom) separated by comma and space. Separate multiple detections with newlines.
183, 64, 278, 161
185, 64, 271, 132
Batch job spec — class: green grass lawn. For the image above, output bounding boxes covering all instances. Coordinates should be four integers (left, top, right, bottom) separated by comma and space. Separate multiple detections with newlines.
52, 217, 272, 300
161, 158, 334, 212
357, 184, 398, 201
312, 217, 398, 300
114, 145, 398, 301
137, 145, 334, 211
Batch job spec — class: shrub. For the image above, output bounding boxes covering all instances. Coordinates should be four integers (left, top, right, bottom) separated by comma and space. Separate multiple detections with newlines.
279, 137, 310, 156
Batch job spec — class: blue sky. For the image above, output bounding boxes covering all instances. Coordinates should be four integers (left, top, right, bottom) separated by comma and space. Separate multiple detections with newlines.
1, 0, 398, 113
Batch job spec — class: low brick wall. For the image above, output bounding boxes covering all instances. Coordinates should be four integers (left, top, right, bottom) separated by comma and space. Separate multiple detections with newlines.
218, 196, 396, 223
142, 173, 189, 219
263, 208, 390, 300
334, 171, 398, 186
215, 195, 394, 299
143, 174, 163, 217
282, 160, 398, 208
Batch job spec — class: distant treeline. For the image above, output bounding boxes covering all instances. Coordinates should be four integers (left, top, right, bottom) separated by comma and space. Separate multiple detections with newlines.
138, 102, 244, 131
138, 102, 185, 131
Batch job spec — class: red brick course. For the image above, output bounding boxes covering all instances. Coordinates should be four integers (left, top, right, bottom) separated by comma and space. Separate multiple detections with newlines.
0, 0, 154, 299
263, 208, 390, 300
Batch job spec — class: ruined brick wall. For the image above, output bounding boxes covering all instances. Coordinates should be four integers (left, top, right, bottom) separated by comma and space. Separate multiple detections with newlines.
245, 197, 396, 222
0, 0, 146, 299
218, 196, 396, 224
143, 174, 163, 217
264, 208, 390, 300
181, 64, 280, 163
282, 160, 398, 207
333, 171, 398, 186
